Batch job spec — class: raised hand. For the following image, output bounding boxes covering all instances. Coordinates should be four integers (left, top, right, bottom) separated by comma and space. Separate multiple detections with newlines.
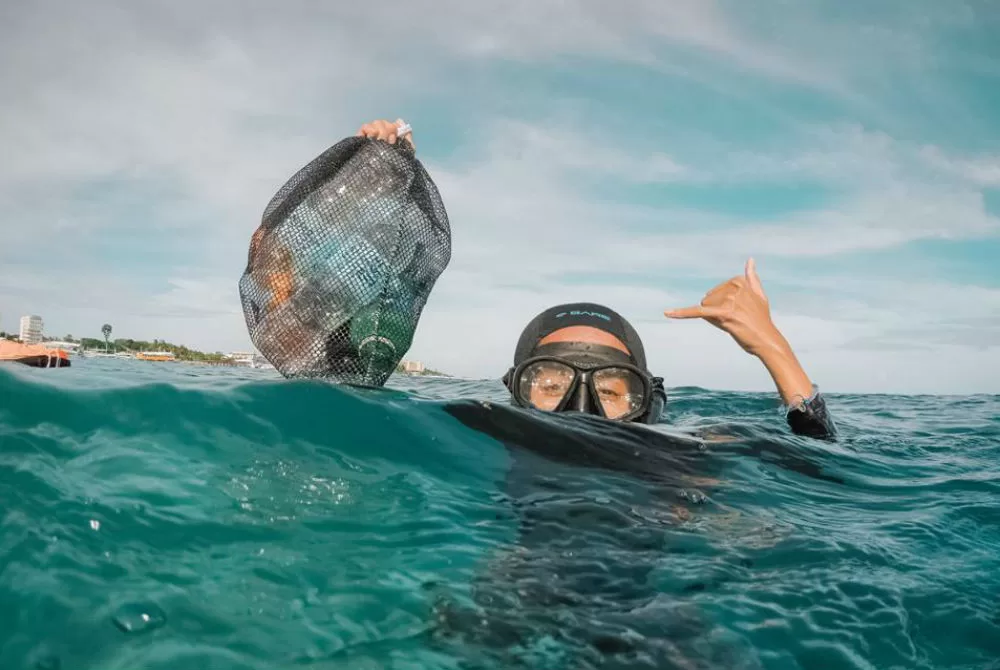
664, 258, 815, 405
357, 118, 414, 148
664, 258, 781, 357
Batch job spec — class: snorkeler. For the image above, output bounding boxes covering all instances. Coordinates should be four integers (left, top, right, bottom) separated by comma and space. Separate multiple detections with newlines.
350, 119, 835, 439
503, 294, 833, 438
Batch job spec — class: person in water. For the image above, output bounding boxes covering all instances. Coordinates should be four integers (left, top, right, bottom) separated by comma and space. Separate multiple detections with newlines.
357, 118, 835, 440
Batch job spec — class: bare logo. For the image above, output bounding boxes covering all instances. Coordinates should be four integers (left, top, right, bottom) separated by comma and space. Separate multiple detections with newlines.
555, 310, 611, 321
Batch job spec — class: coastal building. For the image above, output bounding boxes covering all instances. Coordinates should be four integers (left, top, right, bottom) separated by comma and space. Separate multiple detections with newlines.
401, 360, 425, 373
19, 315, 43, 345
228, 351, 255, 367
232, 351, 274, 369
46, 341, 80, 351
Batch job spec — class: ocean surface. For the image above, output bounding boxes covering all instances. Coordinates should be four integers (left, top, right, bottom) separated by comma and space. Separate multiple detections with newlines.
1, 357, 998, 670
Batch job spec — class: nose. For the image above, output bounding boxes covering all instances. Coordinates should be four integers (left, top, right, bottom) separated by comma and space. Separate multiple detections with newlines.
563, 378, 597, 415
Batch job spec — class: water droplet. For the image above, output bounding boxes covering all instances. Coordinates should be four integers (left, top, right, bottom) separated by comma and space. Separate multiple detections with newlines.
679, 489, 708, 504
112, 602, 167, 634
89, 520, 100, 531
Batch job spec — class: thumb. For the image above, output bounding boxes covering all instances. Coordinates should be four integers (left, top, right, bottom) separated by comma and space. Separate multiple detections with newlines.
664, 305, 707, 319
745, 257, 765, 298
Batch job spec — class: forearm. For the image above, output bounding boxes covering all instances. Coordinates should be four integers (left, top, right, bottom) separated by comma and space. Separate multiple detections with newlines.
754, 331, 813, 406
755, 331, 836, 440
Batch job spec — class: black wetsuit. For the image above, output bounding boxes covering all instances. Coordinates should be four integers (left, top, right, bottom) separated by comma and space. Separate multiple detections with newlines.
785, 391, 837, 440
431, 395, 840, 668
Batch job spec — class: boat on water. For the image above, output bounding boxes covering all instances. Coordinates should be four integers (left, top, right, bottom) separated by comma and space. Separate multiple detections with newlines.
136, 351, 177, 362
0, 341, 71, 368
250, 354, 274, 370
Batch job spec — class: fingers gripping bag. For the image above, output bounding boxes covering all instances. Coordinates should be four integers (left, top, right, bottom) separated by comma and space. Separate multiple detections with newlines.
239, 136, 451, 386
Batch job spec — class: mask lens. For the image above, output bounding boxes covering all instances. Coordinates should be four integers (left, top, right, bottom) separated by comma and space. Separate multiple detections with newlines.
592, 367, 645, 420
518, 360, 576, 411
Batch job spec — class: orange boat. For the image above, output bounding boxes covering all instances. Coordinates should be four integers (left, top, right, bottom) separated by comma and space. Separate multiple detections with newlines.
0, 341, 71, 368
136, 351, 176, 362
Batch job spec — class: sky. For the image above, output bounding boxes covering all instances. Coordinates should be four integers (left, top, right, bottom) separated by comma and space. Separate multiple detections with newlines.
1, 0, 999, 394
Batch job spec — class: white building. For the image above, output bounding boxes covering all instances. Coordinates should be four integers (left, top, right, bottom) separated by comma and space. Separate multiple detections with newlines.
46, 341, 80, 351
401, 360, 425, 373
19, 315, 43, 345
229, 351, 255, 367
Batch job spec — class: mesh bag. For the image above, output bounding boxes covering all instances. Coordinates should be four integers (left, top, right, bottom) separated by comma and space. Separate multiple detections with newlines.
239, 136, 451, 386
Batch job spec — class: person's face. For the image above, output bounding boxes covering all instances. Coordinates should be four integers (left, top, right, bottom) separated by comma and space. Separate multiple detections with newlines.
526, 326, 634, 419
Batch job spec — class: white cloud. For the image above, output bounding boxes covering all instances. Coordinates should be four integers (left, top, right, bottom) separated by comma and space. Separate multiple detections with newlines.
918, 146, 1000, 187
617, 188, 997, 265
4, 107, 997, 392
428, 119, 1000, 272
314, 0, 839, 87
668, 123, 1000, 192
412, 276, 1000, 395
450, 120, 692, 185
1, 0, 998, 394
0, 0, 832, 202
401, 119, 1000, 392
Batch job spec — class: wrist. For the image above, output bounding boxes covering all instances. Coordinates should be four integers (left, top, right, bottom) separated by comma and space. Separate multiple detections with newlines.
750, 329, 814, 405
785, 383, 820, 411
748, 326, 793, 361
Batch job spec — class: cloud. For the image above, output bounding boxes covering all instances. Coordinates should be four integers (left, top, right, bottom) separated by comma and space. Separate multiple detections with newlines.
451, 120, 692, 185
615, 188, 997, 265
402, 117, 1000, 393
311, 0, 840, 87
918, 147, 1000, 188
1, 0, 998, 394
427, 119, 999, 272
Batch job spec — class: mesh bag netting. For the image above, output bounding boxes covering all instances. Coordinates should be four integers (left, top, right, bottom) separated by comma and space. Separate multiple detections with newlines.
239, 136, 451, 386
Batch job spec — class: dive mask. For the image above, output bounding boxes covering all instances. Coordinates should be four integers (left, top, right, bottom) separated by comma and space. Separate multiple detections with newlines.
502, 341, 665, 424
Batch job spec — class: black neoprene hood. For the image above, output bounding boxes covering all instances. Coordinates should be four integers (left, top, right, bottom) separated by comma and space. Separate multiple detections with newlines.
513, 302, 648, 370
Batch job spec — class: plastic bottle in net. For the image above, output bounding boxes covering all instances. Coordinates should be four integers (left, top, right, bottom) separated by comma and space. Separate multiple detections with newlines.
239, 136, 451, 385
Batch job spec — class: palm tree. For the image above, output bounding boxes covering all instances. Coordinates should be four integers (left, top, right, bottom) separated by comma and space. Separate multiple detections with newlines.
101, 324, 112, 353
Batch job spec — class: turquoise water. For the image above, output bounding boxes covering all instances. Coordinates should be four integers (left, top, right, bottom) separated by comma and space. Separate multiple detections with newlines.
1, 359, 998, 670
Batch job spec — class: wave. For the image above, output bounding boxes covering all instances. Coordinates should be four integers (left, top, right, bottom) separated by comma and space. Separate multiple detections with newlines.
1, 363, 998, 669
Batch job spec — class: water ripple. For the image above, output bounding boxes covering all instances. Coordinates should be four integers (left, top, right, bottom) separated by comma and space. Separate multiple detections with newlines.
0, 361, 997, 669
